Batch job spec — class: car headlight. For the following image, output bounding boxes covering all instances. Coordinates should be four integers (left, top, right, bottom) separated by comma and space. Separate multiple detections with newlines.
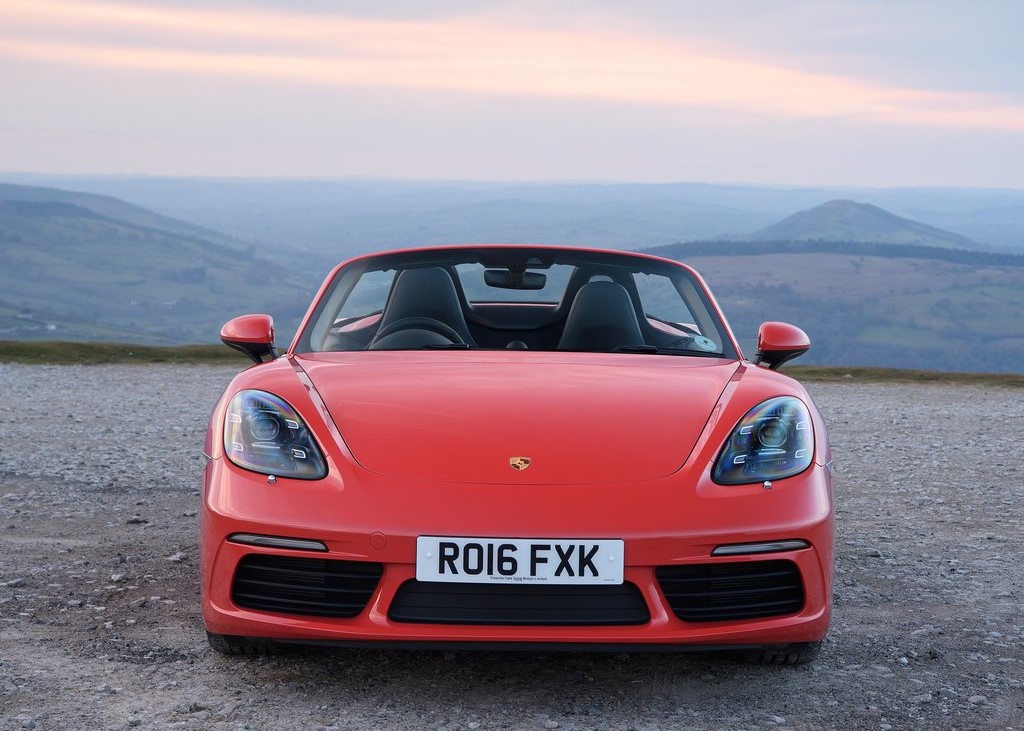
224, 390, 327, 480
712, 397, 813, 485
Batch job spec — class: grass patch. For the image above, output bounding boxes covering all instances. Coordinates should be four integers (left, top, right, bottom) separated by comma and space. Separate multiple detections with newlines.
785, 365, 1024, 388
0, 340, 248, 365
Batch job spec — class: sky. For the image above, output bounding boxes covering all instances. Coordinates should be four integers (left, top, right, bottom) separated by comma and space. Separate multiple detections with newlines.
1, 0, 1022, 187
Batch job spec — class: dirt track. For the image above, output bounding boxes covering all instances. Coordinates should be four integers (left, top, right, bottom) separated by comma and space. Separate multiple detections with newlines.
1, 364, 1022, 730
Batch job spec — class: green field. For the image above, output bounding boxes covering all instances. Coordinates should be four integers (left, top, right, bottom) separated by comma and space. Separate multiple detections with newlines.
0, 340, 248, 365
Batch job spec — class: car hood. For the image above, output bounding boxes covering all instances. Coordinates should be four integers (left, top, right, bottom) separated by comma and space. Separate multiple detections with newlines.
296, 353, 740, 485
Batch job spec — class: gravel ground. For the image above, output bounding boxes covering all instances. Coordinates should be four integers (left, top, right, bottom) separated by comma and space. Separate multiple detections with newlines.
0, 363, 1021, 731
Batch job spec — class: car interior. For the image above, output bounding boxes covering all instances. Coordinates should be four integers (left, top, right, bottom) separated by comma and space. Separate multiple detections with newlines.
305, 252, 731, 357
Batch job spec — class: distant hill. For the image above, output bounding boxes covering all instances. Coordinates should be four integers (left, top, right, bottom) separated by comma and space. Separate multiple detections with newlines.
0, 183, 243, 251
648, 240, 1024, 373
1, 177, 1022, 372
0, 187, 317, 343
748, 199, 978, 248
4, 175, 1024, 253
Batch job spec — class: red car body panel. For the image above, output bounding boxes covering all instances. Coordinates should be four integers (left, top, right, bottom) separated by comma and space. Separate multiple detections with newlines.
299, 352, 736, 484
201, 245, 833, 652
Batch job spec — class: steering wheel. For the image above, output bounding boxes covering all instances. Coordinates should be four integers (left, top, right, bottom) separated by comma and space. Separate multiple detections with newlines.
373, 317, 466, 345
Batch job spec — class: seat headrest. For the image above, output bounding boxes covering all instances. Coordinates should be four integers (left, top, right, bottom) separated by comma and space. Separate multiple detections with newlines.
369, 267, 474, 346
557, 280, 644, 351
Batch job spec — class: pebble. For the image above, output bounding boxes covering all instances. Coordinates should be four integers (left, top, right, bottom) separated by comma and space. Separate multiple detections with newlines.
165, 552, 187, 562
968, 695, 987, 704
908, 693, 933, 704
543, 721, 559, 729
3, 578, 26, 587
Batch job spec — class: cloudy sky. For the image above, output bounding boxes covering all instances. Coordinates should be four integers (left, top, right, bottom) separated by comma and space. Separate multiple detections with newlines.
1, 0, 1021, 186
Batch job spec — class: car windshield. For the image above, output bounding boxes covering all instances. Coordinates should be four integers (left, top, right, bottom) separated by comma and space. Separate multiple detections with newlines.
295, 247, 736, 358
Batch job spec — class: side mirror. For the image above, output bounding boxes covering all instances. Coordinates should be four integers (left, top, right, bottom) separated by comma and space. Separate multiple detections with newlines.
220, 314, 278, 364
753, 321, 809, 370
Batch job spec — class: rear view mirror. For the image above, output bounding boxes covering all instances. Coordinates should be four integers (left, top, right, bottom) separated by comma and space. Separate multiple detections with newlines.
484, 270, 547, 290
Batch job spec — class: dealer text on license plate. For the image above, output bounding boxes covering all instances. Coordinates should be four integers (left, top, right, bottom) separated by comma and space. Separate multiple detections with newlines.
416, 536, 624, 585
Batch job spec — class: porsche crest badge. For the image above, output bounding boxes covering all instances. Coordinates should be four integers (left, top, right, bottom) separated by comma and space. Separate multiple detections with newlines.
509, 457, 532, 471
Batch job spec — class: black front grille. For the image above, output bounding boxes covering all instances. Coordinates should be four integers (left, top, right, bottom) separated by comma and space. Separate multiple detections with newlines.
656, 560, 804, 622
389, 581, 649, 626
232, 555, 383, 618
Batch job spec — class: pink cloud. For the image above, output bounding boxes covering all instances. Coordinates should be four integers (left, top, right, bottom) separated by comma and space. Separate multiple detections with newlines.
2, 0, 1023, 131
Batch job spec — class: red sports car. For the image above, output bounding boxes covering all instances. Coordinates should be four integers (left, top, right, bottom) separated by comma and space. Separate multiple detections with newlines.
201, 245, 833, 663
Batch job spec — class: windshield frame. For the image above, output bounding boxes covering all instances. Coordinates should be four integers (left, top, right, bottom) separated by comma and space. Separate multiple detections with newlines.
290, 245, 742, 359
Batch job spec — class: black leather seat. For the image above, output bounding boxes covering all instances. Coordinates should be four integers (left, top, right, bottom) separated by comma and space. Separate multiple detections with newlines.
557, 280, 645, 351
368, 267, 475, 348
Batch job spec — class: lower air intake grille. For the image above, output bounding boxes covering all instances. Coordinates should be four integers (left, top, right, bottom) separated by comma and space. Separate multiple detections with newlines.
232, 554, 383, 618
656, 560, 804, 622
389, 581, 649, 626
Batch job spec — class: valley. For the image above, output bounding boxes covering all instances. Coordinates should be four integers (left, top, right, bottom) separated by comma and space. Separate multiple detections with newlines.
1, 177, 1022, 372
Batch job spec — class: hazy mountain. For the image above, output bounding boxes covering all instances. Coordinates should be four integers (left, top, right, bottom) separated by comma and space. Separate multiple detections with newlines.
0, 183, 243, 251
914, 203, 1024, 252
0, 188, 317, 343
7, 174, 1022, 257
1, 177, 1022, 371
647, 240, 1024, 373
748, 199, 978, 248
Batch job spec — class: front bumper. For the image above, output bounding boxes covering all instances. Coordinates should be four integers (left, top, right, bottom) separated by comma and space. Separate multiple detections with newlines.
201, 458, 833, 648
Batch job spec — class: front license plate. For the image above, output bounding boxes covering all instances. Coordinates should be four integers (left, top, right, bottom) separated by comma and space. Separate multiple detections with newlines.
416, 536, 624, 585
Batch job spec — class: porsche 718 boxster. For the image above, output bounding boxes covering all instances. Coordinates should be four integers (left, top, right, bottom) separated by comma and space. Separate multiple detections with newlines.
201, 245, 833, 663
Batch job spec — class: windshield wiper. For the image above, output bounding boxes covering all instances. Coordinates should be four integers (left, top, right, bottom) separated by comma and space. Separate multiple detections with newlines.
419, 343, 472, 350
615, 345, 724, 357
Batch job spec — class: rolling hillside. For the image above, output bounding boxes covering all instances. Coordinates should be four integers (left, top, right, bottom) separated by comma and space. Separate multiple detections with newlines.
6, 175, 1022, 253
648, 241, 1024, 373
1, 180, 1022, 372
0, 183, 242, 250
748, 199, 978, 248
0, 187, 317, 343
